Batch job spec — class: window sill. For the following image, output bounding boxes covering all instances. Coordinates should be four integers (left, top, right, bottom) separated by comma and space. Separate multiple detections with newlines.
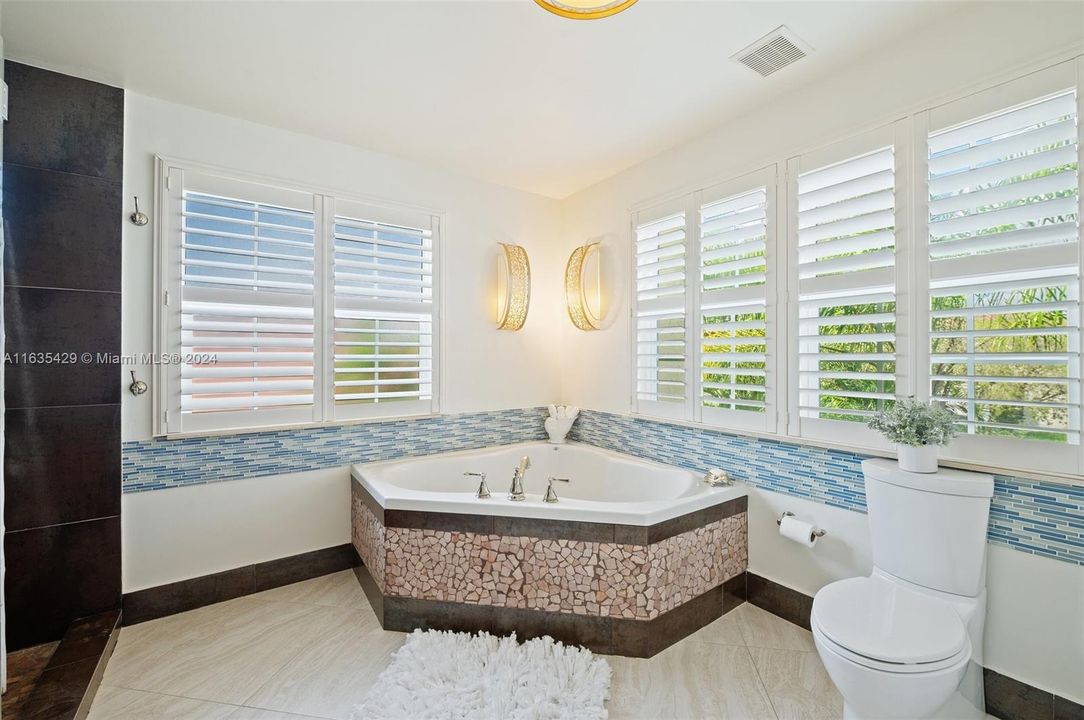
627, 411, 1084, 488
158, 411, 444, 441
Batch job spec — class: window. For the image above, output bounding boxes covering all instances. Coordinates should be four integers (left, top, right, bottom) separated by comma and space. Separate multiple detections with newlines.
698, 169, 776, 432
331, 200, 437, 421
633, 204, 688, 419
157, 162, 441, 435
788, 126, 903, 445
923, 69, 1080, 473
633, 167, 777, 431
629, 60, 1083, 475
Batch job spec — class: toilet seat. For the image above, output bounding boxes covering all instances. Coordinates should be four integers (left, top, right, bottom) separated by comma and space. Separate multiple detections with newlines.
812, 576, 970, 673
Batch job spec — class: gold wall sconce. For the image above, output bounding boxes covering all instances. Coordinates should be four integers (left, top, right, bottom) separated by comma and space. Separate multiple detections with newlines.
496, 243, 531, 331
565, 241, 604, 331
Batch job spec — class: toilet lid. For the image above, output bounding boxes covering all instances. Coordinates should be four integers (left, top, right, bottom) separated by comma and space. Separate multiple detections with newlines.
812, 577, 967, 665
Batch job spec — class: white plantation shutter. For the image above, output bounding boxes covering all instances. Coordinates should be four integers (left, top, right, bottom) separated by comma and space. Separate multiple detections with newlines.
165, 169, 320, 434
793, 138, 899, 439
331, 199, 438, 420
634, 205, 688, 418
924, 72, 1081, 472
157, 161, 442, 436
698, 168, 776, 431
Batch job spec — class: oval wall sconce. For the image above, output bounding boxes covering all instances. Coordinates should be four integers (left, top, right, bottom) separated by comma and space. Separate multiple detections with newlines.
496, 243, 531, 331
565, 241, 604, 331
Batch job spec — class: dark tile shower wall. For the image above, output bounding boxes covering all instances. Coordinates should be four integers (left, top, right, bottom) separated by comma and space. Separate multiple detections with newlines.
3, 61, 123, 650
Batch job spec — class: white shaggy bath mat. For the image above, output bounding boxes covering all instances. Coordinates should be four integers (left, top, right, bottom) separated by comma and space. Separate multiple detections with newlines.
351, 629, 612, 720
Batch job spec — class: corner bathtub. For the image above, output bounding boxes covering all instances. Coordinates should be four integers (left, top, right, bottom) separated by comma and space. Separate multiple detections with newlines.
351, 440, 746, 526
350, 440, 750, 656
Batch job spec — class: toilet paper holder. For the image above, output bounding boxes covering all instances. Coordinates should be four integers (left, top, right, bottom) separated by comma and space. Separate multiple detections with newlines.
777, 511, 826, 537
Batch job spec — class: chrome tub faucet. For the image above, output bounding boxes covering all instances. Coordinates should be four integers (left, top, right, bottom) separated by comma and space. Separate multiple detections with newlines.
543, 476, 570, 503
464, 471, 490, 499
508, 455, 531, 501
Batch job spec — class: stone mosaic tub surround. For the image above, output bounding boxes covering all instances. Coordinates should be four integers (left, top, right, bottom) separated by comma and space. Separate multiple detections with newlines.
351, 478, 749, 654
376, 516, 746, 620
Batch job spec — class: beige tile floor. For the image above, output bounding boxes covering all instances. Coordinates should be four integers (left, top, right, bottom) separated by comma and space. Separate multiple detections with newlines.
90, 570, 842, 720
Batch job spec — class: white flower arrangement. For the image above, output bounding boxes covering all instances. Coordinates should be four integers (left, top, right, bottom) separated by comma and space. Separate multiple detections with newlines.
867, 397, 957, 447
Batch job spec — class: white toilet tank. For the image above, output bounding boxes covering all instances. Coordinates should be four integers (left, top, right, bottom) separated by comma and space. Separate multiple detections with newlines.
862, 459, 993, 597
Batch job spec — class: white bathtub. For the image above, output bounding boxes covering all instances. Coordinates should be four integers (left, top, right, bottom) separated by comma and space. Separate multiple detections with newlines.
351, 441, 746, 525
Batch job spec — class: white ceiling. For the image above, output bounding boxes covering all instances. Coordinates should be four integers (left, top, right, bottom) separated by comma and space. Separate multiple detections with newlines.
3, 1, 967, 198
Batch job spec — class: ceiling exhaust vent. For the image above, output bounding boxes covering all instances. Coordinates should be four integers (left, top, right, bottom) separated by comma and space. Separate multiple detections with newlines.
732, 26, 812, 77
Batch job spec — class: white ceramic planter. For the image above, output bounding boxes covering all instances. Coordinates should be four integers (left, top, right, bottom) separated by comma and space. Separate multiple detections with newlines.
897, 444, 939, 473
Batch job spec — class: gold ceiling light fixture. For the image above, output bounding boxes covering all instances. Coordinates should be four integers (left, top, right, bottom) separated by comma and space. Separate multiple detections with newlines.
565, 242, 604, 331
496, 243, 531, 331
534, 0, 638, 21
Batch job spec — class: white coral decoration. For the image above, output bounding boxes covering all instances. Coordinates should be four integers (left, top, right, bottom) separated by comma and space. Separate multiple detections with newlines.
544, 405, 580, 444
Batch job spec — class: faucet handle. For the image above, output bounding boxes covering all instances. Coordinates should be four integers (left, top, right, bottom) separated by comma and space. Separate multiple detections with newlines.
543, 476, 570, 503
464, 471, 490, 499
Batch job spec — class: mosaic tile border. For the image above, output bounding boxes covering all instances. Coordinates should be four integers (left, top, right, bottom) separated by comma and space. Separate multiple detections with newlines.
570, 410, 1084, 567
121, 405, 1084, 567
121, 407, 546, 493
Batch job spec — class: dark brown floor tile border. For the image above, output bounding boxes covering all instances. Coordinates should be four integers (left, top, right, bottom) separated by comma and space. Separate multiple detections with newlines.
355, 561, 733, 657
745, 573, 1082, 720
9, 610, 120, 720
354, 476, 746, 544
748, 571, 813, 630
984, 667, 1084, 720
722, 571, 748, 614
122, 543, 359, 626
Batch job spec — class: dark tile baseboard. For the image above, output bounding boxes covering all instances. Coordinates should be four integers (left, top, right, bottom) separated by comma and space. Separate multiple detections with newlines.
3, 610, 120, 720
122, 544, 360, 625
744, 572, 1083, 720
354, 562, 735, 657
984, 668, 1084, 720
747, 571, 813, 630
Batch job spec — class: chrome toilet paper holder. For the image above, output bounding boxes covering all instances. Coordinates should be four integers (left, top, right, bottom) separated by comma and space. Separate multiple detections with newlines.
777, 511, 826, 537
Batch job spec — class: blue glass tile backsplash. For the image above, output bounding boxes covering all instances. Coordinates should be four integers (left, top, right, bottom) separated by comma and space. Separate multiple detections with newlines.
121, 406, 1084, 566
122, 407, 547, 493
571, 410, 1084, 567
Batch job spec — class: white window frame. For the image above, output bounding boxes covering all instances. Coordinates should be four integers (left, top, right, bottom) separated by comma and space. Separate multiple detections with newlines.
915, 59, 1082, 476
627, 56, 1084, 479
153, 157, 443, 437
630, 165, 780, 435
785, 120, 912, 451
327, 196, 441, 424
630, 196, 691, 422
695, 166, 780, 434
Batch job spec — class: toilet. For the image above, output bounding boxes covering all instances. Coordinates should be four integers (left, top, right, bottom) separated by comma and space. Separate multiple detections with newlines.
812, 458, 993, 720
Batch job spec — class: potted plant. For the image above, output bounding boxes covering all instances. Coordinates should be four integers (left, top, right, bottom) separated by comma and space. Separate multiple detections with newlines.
868, 397, 958, 473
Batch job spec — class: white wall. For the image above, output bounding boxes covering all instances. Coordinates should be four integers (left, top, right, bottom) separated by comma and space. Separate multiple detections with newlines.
122, 92, 565, 443
120, 93, 565, 591
122, 468, 350, 592
748, 489, 1084, 703
555, 2, 1084, 703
